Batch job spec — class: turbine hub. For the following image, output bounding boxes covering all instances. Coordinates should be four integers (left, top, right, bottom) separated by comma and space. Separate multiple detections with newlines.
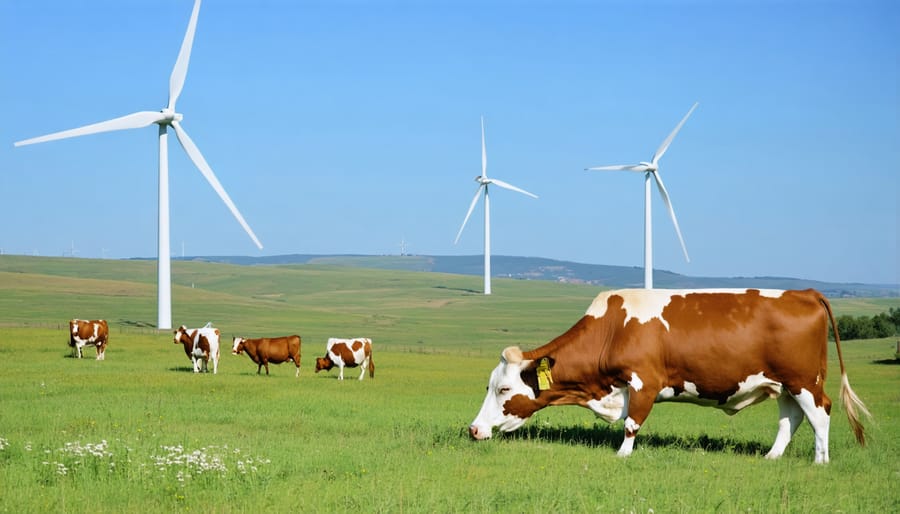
157, 108, 183, 125
639, 161, 656, 172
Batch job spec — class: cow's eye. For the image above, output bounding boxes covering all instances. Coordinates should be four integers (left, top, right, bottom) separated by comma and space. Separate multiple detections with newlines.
498, 387, 511, 395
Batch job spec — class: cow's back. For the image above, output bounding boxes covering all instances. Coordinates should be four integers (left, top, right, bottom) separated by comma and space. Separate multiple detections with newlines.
258, 335, 301, 362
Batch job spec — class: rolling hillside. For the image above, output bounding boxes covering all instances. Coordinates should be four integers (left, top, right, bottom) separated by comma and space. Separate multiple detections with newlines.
181, 254, 899, 298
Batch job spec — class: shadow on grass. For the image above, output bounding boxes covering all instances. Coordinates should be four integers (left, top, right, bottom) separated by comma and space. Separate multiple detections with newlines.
500, 423, 768, 456
433, 285, 482, 294
872, 359, 900, 365
168, 366, 197, 373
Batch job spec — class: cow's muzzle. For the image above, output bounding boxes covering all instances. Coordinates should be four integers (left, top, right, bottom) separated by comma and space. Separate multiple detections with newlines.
469, 425, 492, 440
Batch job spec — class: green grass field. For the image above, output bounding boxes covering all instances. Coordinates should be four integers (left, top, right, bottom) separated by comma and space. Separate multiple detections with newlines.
0, 256, 897, 512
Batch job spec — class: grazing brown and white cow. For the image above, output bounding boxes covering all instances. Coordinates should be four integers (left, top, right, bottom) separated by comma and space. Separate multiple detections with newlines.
173, 324, 220, 374
68, 319, 109, 360
315, 338, 374, 380
231, 335, 302, 377
469, 289, 871, 464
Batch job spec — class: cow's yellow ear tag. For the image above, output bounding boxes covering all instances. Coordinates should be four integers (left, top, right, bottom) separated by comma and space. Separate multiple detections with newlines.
537, 358, 553, 391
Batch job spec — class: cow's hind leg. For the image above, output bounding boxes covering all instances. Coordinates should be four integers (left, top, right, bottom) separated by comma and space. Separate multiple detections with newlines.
791, 388, 831, 464
766, 393, 804, 460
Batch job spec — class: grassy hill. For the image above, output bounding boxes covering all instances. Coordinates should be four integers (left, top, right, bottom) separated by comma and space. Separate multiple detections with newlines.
181, 253, 899, 298
2, 254, 897, 338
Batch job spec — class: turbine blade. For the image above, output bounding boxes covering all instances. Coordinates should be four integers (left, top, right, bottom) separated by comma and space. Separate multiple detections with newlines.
586, 164, 650, 172
480, 116, 487, 178
168, 0, 202, 110
652, 171, 690, 262
171, 121, 263, 249
14, 111, 166, 146
454, 186, 484, 244
489, 178, 538, 199
651, 102, 698, 165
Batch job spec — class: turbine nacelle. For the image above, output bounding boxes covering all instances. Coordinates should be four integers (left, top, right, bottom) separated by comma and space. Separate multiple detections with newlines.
639, 161, 656, 172
156, 108, 182, 125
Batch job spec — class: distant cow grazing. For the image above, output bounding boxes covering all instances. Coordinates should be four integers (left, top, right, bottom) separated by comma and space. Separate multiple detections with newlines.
315, 338, 374, 380
232, 335, 302, 377
469, 289, 871, 464
173, 324, 220, 374
68, 319, 109, 360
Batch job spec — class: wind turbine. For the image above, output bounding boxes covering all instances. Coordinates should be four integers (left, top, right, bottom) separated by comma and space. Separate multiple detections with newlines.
454, 116, 538, 295
13, 0, 262, 329
586, 102, 697, 289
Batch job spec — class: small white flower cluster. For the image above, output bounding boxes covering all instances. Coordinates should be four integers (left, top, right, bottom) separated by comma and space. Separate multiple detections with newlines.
61, 440, 113, 459
152, 445, 228, 476
41, 439, 116, 476
0, 437, 9, 451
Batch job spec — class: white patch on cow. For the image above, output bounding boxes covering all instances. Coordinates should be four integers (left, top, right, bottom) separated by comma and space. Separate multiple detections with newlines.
585, 289, 787, 331
587, 386, 626, 424
231, 337, 244, 354
624, 417, 641, 433
656, 381, 700, 402
721, 372, 783, 414
629, 372, 643, 392
656, 387, 676, 401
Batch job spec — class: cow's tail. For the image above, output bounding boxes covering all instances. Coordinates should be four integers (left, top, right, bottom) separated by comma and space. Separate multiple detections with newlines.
368, 351, 375, 379
820, 295, 872, 446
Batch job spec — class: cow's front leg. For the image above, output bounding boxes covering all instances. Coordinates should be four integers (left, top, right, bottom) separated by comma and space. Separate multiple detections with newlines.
617, 385, 656, 458
338, 365, 345, 380
192, 357, 201, 373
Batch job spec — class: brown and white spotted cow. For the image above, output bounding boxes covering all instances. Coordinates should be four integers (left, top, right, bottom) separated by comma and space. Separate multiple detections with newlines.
315, 338, 374, 380
68, 319, 109, 360
469, 289, 871, 464
173, 324, 220, 374
231, 335, 302, 377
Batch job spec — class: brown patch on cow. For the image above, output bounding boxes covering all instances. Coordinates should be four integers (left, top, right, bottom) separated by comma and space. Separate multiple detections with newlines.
503, 394, 541, 419
333, 343, 358, 367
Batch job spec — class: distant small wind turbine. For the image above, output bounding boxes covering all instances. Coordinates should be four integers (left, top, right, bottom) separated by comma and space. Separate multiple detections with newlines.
454, 116, 538, 295
586, 102, 697, 289
13, 0, 262, 329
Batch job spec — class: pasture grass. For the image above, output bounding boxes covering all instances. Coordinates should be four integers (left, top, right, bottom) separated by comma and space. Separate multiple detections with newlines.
0, 256, 898, 512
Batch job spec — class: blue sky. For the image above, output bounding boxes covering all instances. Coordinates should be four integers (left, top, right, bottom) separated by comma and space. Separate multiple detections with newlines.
1, 0, 897, 285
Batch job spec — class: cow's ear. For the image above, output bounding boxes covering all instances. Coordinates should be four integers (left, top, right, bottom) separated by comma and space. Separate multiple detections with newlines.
501, 346, 523, 364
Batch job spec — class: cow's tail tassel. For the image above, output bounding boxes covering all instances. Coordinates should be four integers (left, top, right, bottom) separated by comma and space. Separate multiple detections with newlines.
368, 356, 375, 379
821, 295, 872, 446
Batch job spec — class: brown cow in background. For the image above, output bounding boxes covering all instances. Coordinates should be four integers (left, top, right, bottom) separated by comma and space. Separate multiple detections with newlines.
232, 335, 302, 377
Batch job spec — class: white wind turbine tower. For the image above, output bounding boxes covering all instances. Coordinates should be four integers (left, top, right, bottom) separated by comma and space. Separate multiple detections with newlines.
13, 0, 262, 329
454, 116, 538, 295
586, 102, 698, 289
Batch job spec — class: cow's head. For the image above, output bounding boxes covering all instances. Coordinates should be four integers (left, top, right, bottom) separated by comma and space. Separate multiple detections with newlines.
232, 337, 245, 355
469, 346, 539, 440
315, 356, 334, 373
173, 326, 190, 345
